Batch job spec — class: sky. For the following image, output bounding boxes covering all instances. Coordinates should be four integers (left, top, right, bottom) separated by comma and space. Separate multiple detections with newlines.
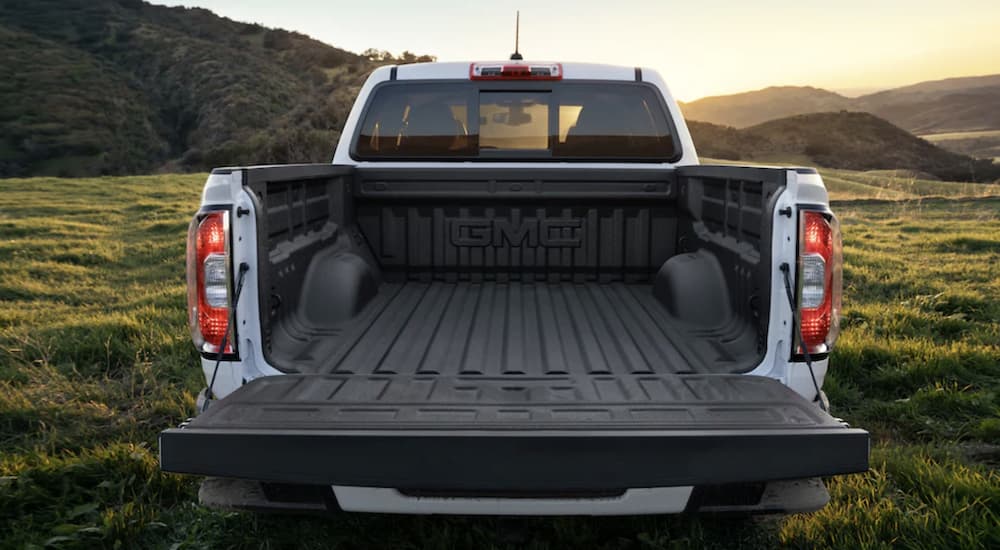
154, 0, 1000, 101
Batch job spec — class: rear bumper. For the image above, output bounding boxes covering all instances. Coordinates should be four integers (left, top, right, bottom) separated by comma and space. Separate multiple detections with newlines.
160, 425, 868, 491
197, 477, 831, 515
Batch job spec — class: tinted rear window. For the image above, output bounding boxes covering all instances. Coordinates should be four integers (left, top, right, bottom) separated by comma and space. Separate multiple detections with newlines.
353, 81, 677, 161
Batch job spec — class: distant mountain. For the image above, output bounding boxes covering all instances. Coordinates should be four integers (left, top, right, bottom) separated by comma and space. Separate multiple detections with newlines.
864, 74, 1000, 98
0, 0, 432, 177
860, 75, 1000, 135
680, 86, 854, 129
833, 86, 887, 98
681, 75, 1000, 138
689, 112, 1000, 182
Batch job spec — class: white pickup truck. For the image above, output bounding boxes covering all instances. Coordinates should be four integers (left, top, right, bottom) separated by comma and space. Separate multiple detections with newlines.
159, 61, 868, 516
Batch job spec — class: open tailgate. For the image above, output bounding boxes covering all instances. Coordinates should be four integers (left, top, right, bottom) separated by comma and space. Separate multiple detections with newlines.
160, 374, 868, 491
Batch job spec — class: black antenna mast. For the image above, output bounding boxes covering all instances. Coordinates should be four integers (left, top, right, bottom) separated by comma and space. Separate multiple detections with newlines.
510, 11, 523, 60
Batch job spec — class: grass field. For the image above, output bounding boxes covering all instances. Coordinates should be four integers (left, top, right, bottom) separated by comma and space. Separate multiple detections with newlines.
703, 158, 1000, 201
1, 170, 998, 549
821, 169, 1000, 201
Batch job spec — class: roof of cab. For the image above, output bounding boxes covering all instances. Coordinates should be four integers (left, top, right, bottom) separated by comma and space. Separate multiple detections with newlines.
391, 61, 639, 81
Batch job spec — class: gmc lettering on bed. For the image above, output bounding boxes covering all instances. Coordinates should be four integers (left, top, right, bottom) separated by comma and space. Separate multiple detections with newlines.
449, 218, 584, 248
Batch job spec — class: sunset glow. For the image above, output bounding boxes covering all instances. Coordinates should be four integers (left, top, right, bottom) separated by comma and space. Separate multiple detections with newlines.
155, 0, 1000, 100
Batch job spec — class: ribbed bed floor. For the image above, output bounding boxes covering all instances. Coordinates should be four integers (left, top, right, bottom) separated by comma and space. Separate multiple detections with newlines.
272, 282, 746, 375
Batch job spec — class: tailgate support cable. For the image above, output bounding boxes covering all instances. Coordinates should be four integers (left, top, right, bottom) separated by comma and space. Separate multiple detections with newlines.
780, 262, 828, 412
204, 262, 250, 412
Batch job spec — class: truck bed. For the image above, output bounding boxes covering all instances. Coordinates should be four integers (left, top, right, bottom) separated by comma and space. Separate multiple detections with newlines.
251, 165, 789, 377
160, 164, 870, 504
271, 281, 753, 376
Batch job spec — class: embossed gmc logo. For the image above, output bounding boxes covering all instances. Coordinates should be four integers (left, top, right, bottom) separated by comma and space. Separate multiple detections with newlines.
450, 218, 584, 248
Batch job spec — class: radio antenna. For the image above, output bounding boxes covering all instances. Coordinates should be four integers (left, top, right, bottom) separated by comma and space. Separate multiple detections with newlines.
510, 11, 523, 60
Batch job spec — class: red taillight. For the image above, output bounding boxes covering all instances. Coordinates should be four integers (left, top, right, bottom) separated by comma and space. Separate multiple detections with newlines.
186, 211, 232, 354
797, 210, 842, 354
469, 62, 562, 80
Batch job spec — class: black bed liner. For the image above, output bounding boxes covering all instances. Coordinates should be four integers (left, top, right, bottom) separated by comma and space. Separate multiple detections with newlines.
248, 163, 786, 377
164, 163, 869, 492
160, 373, 869, 490
272, 282, 752, 375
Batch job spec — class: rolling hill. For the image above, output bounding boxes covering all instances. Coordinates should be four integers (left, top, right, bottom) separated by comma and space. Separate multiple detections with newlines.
681, 74, 1000, 140
680, 86, 855, 129
0, 24, 168, 176
689, 112, 1000, 182
686, 120, 766, 161
0, 0, 432, 177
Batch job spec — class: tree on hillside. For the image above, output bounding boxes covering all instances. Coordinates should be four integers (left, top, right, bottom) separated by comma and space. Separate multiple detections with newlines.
362, 48, 436, 64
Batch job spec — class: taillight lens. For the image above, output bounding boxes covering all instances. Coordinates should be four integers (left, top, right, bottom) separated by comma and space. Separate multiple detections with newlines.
797, 210, 842, 354
186, 211, 232, 354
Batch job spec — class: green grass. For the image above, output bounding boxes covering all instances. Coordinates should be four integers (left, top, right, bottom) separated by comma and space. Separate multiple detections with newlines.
1, 173, 998, 549
822, 169, 1000, 201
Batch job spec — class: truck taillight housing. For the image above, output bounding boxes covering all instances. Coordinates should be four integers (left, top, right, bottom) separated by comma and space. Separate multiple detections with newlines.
796, 210, 842, 355
187, 210, 232, 354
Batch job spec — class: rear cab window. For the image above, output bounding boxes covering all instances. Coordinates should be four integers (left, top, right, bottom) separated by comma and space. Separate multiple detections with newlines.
353, 81, 678, 161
